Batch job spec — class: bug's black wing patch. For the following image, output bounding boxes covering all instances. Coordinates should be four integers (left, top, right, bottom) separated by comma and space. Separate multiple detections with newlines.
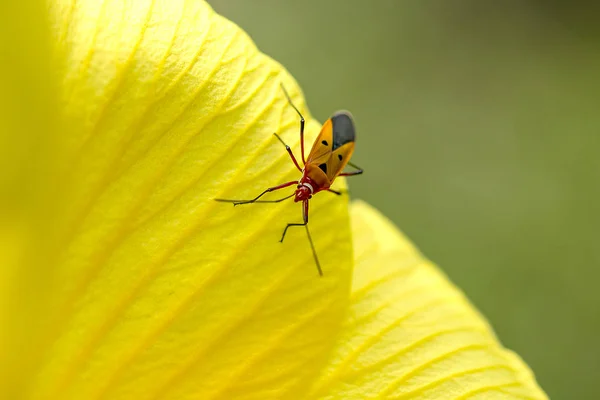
331, 111, 355, 151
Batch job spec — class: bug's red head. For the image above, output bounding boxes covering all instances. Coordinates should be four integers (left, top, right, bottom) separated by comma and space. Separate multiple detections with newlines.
294, 184, 312, 202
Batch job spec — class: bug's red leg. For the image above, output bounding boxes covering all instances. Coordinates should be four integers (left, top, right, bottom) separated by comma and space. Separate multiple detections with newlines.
215, 180, 298, 206
279, 199, 322, 276
304, 225, 322, 276
339, 161, 363, 177
279, 199, 308, 242
273, 133, 302, 172
280, 83, 306, 164
215, 193, 295, 204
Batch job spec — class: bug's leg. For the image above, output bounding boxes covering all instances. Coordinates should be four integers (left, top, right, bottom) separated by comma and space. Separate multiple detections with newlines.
273, 133, 302, 172
279, 199, 322, 276
215, 180, 298, 205
339, 161, 363, 177
280, 83, 306, 165
279, 200, 308, 243
215, 193, 294, 204
326, 189, 343, 195
304, 225, 322, 276
238, 193, 295, 204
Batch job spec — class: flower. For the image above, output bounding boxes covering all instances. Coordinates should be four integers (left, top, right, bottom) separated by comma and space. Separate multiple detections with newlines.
0, 0, 547, 399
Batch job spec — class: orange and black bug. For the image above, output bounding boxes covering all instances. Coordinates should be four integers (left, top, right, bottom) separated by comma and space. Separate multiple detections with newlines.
215, 84, 363, 276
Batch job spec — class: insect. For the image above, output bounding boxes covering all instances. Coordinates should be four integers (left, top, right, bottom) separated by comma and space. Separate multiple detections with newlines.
215, 84, 363, 276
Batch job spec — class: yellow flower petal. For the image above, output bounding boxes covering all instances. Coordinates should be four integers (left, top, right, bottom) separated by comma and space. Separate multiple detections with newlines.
0, 1, 60, 399
21, 1, 352, 399
311, 201, 548, 399
3, 1, 548, 399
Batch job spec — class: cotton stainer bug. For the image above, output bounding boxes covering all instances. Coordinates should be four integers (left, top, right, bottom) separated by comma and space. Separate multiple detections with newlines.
215, 84, 363, 276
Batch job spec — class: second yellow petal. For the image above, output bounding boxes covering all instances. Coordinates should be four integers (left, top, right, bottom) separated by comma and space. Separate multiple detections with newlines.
311, 201, 548, 399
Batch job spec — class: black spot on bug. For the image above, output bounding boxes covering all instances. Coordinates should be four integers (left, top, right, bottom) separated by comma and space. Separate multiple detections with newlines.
318, 163, 327, 174
322, 140, 328, 146
338, 154, 343, 161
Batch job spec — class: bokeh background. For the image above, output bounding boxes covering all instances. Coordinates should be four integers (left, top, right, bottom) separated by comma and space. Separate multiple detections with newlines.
209, 1, 599, 398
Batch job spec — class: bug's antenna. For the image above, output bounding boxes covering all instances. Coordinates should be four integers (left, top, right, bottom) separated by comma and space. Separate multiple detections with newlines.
280, 83, 304, 120
280, 83, 307, 164
305, 225, 323, 276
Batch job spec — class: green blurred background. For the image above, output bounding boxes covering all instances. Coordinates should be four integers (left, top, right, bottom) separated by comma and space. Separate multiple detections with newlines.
209, 1, 599, 398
